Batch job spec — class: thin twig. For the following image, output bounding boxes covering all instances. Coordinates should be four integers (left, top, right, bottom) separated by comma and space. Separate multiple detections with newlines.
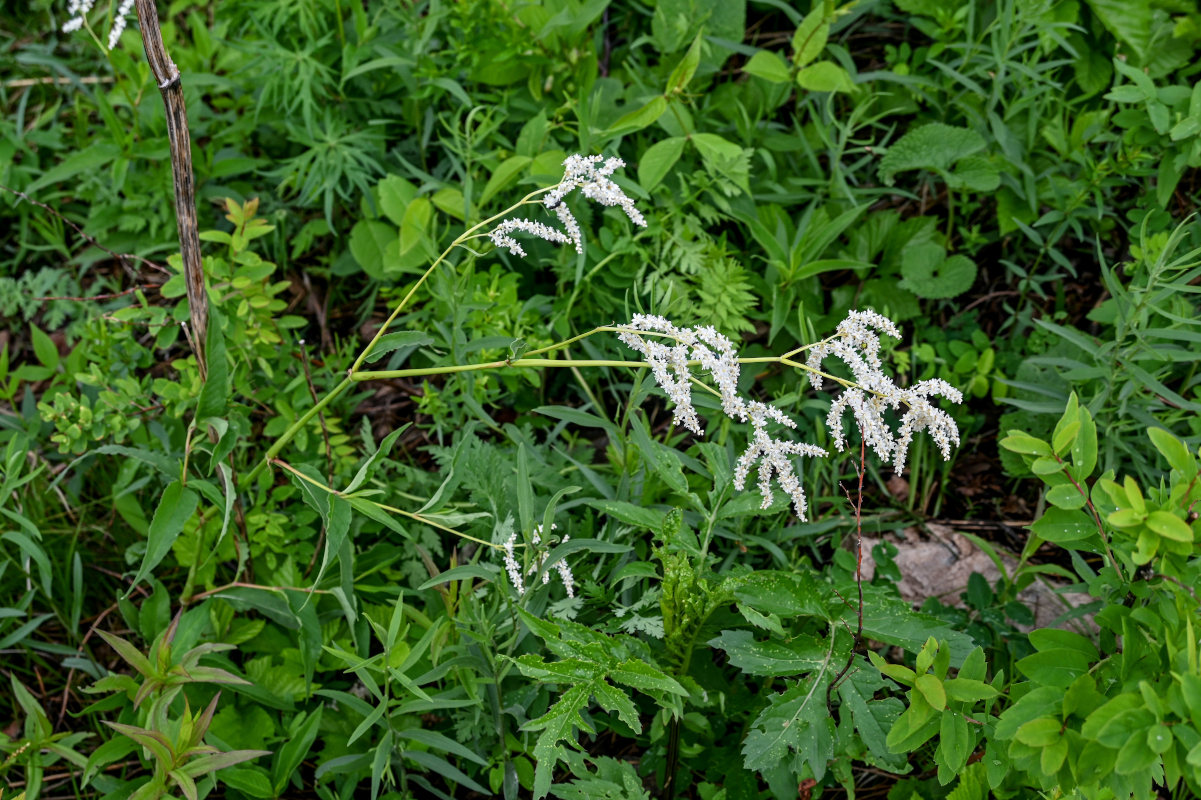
0, 184, 168, 276
134, 0, 207, 377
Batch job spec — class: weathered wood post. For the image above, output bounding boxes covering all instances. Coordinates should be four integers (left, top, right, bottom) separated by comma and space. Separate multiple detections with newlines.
133, 0, 207, 379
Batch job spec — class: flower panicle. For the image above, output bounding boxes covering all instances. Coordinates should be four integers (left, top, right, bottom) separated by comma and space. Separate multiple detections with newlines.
619, 316, 825, 520
804, 310, 962, 470
487, 153, 645, 259
502, 523, 574, 598
620, 309, 964, 521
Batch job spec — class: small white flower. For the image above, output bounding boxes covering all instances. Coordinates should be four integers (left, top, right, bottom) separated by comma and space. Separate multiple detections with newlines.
502, 532, 524, 596
488, 218, 572, 258
62, 0, 96, 32
107, 0, 135, 49
503, 523, 574, 597
806, 309, 962, 472
620, 316, 826, 520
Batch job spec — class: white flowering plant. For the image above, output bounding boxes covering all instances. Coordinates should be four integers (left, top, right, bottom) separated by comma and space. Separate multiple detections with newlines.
224, 152, 977, 797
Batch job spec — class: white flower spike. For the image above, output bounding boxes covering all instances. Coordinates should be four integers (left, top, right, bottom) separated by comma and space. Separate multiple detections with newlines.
487, 154, 645, 259
620, 309, 963, 521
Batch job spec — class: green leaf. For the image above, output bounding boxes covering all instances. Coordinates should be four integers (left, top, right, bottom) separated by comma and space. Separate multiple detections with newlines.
608, 659, 687, 695
743, 50, 792, 83
878, 123, 986, 186
943, 678, 999, 702
947, 156, 1000, 192
1015, 717, 1061, 747
1147, 510, 1193, 542
666, 32, 703, 94
271, 708, 323, 794
709, 630, 830, 676
589, 499, 664, 531
197, 309, 229, 421
399, 197, 433, 257
1085, 0, 1151, 63
638, 137, 687, 192
915, 674, 946, 710
1000, 432, 1053, 456
796, 61, 854, 93
1030, 507, 1096, 544
1046, 483, 1086, 510
1147, 427, 1195, 476
349, 220, 400, 279
30, 325, 59, 370
691, 133, 751, 193
605, 96, 668, 138
479, 156, 531, 209
377, 175, 418, 226
791, 9, 830, 68
525, 683, 593, 799
939, 708, 971, 771
1016, 648, 1093, 688
742, 673, 835, 782
128, 481, 199, 595
900, 248, 977, 300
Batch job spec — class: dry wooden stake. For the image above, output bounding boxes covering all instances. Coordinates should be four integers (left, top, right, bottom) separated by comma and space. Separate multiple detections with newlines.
134, 0, 207, 379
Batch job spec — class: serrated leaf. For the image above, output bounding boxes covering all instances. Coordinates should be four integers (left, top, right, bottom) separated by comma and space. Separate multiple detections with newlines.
742, 673, 835, 781
709, 630, 829, 676
878, 123, 987, 186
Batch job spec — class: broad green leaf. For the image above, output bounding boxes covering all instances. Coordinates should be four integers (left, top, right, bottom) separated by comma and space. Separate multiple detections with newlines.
1046, 483, 1086, 510
791, 9, 829, 68
742, 673, 835, 782
947, 155, 1000, 191
128, 481, 199, 595
709, 630, 829, 676
915, 674, 946, 710
878, 123, 986, 186
943, 678, 999, 702
796, 61, 854, 93
1086, 1, 1151, 63
1016, 648, 1092, 688
900, 245, 977, 299
348, 220, 400, 279
605, 96, 668, 138
743, 50, 791, 83
30, 324, 59, 370
1147, 426, 1194, 476
479, 156, 531, 209
1030, 507, 1096, 544
1147, 510, 1193, 542
378, 175, 418, 226
1000, 431, 1053, 456
638, 137, 686, 192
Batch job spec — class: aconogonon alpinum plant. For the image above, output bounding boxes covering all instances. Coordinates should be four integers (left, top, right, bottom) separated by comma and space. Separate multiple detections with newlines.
244, 153, 964, 598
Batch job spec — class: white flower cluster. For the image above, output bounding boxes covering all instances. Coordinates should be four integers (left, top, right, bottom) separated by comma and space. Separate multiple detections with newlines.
62, 0, 95, 32
805, 310, 963, 472
502, 524, 575, 598
62, 0, 135, 49
487, 154, 645, 258
619, 315, 826, 520
107, 0, 136, 49
488, 218, 571, 259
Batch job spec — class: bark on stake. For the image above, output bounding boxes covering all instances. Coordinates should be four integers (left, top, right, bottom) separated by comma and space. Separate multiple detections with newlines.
134, 0, 207, 379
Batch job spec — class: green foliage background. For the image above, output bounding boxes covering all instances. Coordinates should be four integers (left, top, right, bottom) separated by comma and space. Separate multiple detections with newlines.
3, 0, 1201, 798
